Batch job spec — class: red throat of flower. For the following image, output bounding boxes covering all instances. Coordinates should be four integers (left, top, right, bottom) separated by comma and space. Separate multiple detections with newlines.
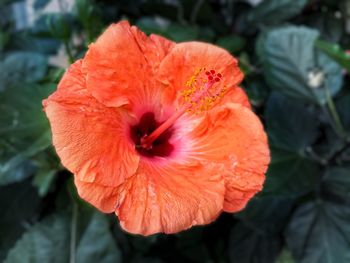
140, 68, 225, 150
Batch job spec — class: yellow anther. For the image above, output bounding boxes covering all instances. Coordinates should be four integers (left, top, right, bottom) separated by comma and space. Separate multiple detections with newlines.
181, 68, 225, 113
194, 67, 202, 75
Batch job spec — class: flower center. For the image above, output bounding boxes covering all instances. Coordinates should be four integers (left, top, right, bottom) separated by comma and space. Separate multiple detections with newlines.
140, 68, 225, 150
130, 112, 174, 157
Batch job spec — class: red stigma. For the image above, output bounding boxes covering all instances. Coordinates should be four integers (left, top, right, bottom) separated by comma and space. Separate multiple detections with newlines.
215, 77, 220, 82
205, 71, 210, 75
210, 69, 215, 74
217, 73, 222, 78
208, 75, 214, 81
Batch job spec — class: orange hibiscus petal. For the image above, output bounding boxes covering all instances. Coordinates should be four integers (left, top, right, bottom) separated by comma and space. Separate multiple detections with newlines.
82, 21, 175, 108
219, 86, 251, 109
115, 161, 225, 235
74, 178, 119, 213
44, 60, 140, 187
189, 103, 270, 213
157, 41, 246, 107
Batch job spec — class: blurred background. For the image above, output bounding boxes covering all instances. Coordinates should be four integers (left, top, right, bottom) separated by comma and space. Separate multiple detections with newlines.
1, 0, 350, 262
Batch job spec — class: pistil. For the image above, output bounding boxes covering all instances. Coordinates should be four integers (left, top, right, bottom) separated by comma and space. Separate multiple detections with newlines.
140, 68, 224, 150
140, 107, 187, 149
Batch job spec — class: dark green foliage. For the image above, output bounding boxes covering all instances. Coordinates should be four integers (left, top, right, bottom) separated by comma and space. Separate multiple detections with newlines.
4, 209, 121, 263
0, 84, 54, 185
33, 0, 50, 10
247, 0, 308, 26
229, 222, 282, 263
0, 52, 47, 91
265, 93, 319, 152
315, 40, 350, 72
229, 197, 294, 263
2, 0, 350, 262
304, 14, 343, 42
257, 26, 343, 104
286, 199, 350, 263
0, 181, 41, 262
216, 35, 246, 54
264, 147, 320, 196
263, 93, 320, 196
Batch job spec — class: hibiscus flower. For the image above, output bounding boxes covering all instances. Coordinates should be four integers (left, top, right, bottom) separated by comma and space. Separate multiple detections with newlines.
43, 21, 270, 235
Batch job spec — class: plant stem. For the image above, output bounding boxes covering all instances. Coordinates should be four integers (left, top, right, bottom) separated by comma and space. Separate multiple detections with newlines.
70, 202, 78, 263
64, 40, 74, 64
176, 0, 187, 25
87, 28, 93, 44
190, 0, 204, 24
324, 86, 347, 139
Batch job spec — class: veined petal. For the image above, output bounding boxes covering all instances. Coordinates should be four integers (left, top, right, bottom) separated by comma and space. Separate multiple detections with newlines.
115, 161, 225, 235
44, 60, 140, 187
74, 178, 119, 213
157, 41, 246, 107
219, 86, 251, 109
189, 104, 270, 212
82, 21, 175, 108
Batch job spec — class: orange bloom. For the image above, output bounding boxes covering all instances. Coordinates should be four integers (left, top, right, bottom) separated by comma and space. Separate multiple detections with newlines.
43, 21, 270, 235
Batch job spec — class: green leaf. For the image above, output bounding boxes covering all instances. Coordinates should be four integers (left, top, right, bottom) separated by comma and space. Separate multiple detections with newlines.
335, 90, 350, 140
315, 40, 350, 73
75, 0, 94, 23
341, 148, 350, 165
336, 92, 350, 132
0, 181, 41, 261
175, 229, 211, 262
0, 84, 55, 185
32, 164, 57, 196
136, 18, 198, 41
247, 0, 308, 25
31, 143, 60, 197
76, 213, 122, 262
136, 17, 167, 35
10, 31, 61, 55
264, 147, 319, 196
305, 14, 343, 42
236, 196, 294, 234
0, 84, 54, 138
75, 0, 103, 42
165, 24, 199, 42
257, 26, 343, 104
0, 0, 21, 8
263, 93, 320, 195
141, 1, 178, 21
0, 131, 52, 185
4, 211, 121, 263
230, 196, 294, 263
142, 0, 180, 21
265, 92, 319, 152
197, 27, 215, 42
4, 212, 70, 263
216, 35, 246, 54
286, 200, 350, 263
0, 52, 47, 91
321, 167, 350, 202
244, 78, 269, 107
276, 249, 295, 263
229, 222, 282, 263
0, 31, 9, 51
33, 0, 50, 10
238, 52, 254, 76
47, 13, 72, 41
